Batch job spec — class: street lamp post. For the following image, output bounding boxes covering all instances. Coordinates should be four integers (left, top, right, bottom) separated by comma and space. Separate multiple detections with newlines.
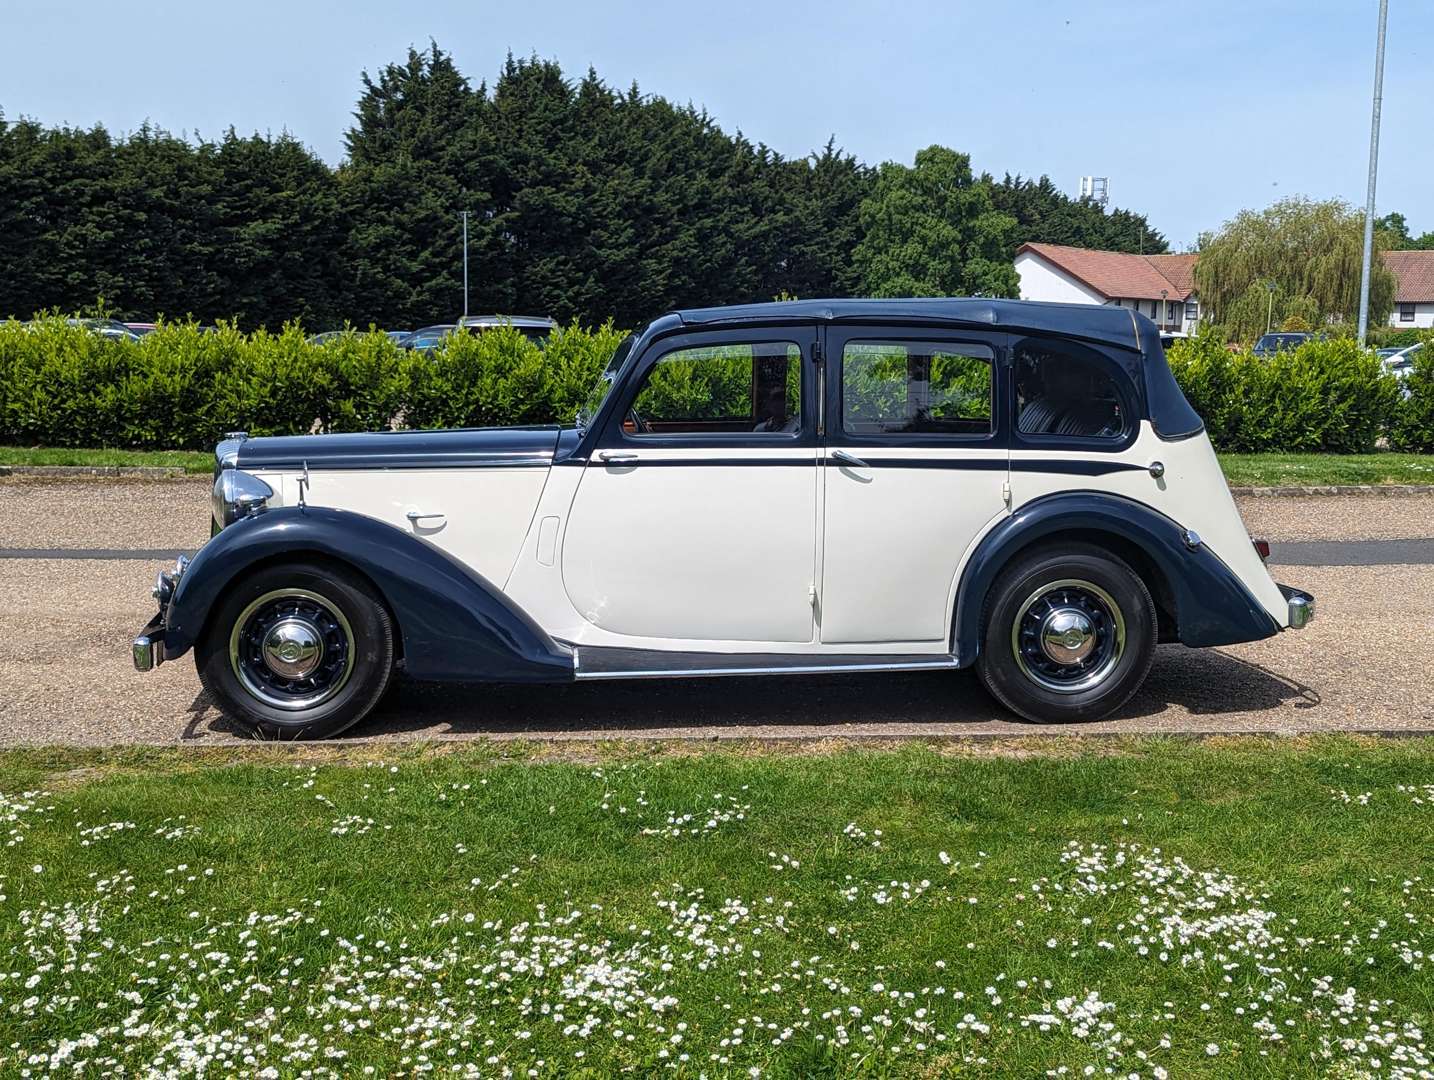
1357, 0, 1389, 346
460, 210, 470, 318
1266, 280, 1277, 335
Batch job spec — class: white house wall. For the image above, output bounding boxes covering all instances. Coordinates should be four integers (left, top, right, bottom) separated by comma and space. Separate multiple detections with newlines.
1389, 302, 1434, 329
1014, 252, 1107, 305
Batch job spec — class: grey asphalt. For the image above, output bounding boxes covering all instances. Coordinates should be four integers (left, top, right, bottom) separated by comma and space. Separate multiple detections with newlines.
5, 540, 1434, 565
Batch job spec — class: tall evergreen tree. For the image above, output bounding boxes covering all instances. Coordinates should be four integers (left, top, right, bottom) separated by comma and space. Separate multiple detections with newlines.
854, 147, 1019, 298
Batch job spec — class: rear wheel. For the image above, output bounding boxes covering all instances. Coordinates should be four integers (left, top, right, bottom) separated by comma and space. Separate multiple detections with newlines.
197, 560, 394, 740
975, 543, 1156, 724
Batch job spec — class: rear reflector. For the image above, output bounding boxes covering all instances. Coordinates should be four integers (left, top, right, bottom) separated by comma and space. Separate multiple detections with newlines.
1252, 538, 1271, 562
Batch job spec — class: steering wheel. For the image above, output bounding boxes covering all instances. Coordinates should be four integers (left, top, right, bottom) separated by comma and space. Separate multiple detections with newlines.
626, 406, 649, 434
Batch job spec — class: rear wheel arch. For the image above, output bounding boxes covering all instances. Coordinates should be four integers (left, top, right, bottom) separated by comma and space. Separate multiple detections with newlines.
989, 529, 1178, 643
952, 496, 1191, 664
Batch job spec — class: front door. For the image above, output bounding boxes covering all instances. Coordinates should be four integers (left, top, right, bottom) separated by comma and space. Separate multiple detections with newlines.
562, 328, 819, 645
818, 326, 1010, 644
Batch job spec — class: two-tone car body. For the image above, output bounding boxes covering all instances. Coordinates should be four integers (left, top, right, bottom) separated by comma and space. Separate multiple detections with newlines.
134, 298, 1314, 738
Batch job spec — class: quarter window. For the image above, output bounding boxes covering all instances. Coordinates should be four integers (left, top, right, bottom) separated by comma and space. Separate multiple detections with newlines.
1014, 339, 1131, 441
842, 342, 993, 436
628, 342, 801, 435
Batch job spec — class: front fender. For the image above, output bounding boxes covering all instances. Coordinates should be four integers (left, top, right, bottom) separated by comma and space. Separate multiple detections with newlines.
952, 492, 1279, 666
164, 506, 574, 683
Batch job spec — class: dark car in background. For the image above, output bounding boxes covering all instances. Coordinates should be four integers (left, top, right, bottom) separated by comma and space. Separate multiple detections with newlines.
399, 324, 458, 352
1251, 332, 1313, 356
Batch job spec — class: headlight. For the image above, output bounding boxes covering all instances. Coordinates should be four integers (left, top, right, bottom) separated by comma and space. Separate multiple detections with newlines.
213, 469, 274, 528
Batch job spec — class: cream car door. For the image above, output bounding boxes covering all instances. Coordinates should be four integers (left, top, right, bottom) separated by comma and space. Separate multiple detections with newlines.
818, 328, 1010, 645
561, 330, 820, 645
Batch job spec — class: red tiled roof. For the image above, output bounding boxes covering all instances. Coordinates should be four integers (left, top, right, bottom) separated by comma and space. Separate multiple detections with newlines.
1144, 253, 1197, 296
1017, 243, 1195, 301
1384, 250, 1434, 303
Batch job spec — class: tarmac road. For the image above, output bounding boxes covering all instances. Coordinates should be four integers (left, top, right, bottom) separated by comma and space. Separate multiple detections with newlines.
2, 478, 1431, 746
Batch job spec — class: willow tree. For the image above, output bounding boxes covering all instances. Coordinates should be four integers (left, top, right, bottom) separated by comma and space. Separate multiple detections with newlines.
1193, 197, 1397, 342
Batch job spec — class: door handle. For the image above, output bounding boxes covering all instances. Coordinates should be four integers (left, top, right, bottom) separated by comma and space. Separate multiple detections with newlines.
830, 449, 870, 469
405, 510, 446, 525
599, 451, 638, 465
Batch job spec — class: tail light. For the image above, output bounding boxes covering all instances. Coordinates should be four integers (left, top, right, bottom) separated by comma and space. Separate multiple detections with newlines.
1251, 538, 1271, 563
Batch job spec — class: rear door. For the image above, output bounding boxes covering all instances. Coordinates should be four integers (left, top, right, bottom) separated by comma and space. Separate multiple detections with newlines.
818, 325, 1010, 645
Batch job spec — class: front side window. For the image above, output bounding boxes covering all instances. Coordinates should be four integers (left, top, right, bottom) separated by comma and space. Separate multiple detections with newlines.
842, 342, 993, 436
627, 341, 801, 435
1014, 339, 1131, 441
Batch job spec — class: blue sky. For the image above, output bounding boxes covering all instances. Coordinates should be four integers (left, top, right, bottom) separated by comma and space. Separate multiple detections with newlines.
4, 0, 1429, 250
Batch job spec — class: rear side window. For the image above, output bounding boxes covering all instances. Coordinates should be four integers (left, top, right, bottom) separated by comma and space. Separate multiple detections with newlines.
1014, 339, 1131, 441
842, 341, 993, 436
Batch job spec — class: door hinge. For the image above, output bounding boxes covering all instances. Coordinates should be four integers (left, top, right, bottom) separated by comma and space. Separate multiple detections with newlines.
1001, 479, 1012, 507
808, 583, 818, 606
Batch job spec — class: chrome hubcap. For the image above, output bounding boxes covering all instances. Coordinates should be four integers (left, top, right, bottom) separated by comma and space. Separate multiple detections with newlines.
1011, 579, 1126, 695
1039, 608, 1096, 664
261, 617, 324, 680
229, 589, 355, 711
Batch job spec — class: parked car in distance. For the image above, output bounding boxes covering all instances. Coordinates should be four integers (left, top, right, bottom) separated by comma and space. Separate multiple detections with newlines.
1158, 331, 1187, 350
125, 322, 159, 336
399, 324, 458, 352
1251, 332, 1312, 356
386, 330, 411, 343
1383, 341, 1422, 395
34, 318, 141, 341
457, 314, 556, 343
132, 298, 1316, 740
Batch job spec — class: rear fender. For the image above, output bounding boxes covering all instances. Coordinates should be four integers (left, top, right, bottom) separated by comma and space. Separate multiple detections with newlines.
952, 492, 1279, 666
164, 506, 574, 683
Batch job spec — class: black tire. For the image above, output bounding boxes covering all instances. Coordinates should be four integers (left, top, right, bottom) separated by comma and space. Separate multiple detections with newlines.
975, 542, 1156, 724
196, 560, 394, 740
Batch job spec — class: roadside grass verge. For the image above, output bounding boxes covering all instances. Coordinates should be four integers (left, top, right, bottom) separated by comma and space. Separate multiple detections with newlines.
0, 446, 212, 473
1, 736, 1430, 1077
1216, 451, 1434, 487
5, 446, 1434, 487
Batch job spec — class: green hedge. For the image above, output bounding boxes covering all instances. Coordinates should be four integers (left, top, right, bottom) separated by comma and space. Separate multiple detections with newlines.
1389, 342, 1434, 452
1165, 330, 1420, 453
0, 318, 624, 450
3, 317, 1432, 454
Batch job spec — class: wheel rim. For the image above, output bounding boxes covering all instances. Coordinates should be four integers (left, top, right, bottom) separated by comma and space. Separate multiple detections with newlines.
229, 589, 355, 710
1010, 578, 1126, 694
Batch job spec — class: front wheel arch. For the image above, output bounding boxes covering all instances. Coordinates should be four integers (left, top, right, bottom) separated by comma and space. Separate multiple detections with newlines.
193, 549, 404, 668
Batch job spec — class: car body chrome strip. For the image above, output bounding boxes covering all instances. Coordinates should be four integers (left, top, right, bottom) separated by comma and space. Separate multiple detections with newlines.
572, 655, 962, 680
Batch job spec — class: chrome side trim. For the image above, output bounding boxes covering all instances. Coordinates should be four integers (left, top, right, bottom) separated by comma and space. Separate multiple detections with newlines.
572, 655, 962, 681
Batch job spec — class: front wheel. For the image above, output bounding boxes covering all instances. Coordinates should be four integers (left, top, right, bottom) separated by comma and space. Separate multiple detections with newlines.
975, 543, 1156, 724
197, 560, 394, 740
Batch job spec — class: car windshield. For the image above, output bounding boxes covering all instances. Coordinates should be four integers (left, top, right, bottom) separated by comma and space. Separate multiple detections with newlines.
575, 335, 636, 429
1256, 334, 1306, 351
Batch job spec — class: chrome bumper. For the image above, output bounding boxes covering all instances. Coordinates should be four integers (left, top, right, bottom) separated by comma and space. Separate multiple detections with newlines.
133, 613, 166, 671
1279, 584, 1316, 630
133, 555, 188, 672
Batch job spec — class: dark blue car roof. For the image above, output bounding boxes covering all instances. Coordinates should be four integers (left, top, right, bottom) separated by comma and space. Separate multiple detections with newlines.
668, 298, 1143, 352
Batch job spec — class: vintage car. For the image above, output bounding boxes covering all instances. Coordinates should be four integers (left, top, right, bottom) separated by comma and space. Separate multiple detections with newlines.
132, 299, 1315, 739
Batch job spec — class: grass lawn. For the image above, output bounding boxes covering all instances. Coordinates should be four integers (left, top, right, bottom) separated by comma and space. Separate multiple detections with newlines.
4, 445, 1434, 486
0, 446, 212, 473
1216, 452, 1434, 488
1, 737, 1430, 1077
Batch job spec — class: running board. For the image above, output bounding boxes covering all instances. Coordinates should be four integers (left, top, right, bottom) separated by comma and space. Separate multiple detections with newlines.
572, 646, 962, 681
